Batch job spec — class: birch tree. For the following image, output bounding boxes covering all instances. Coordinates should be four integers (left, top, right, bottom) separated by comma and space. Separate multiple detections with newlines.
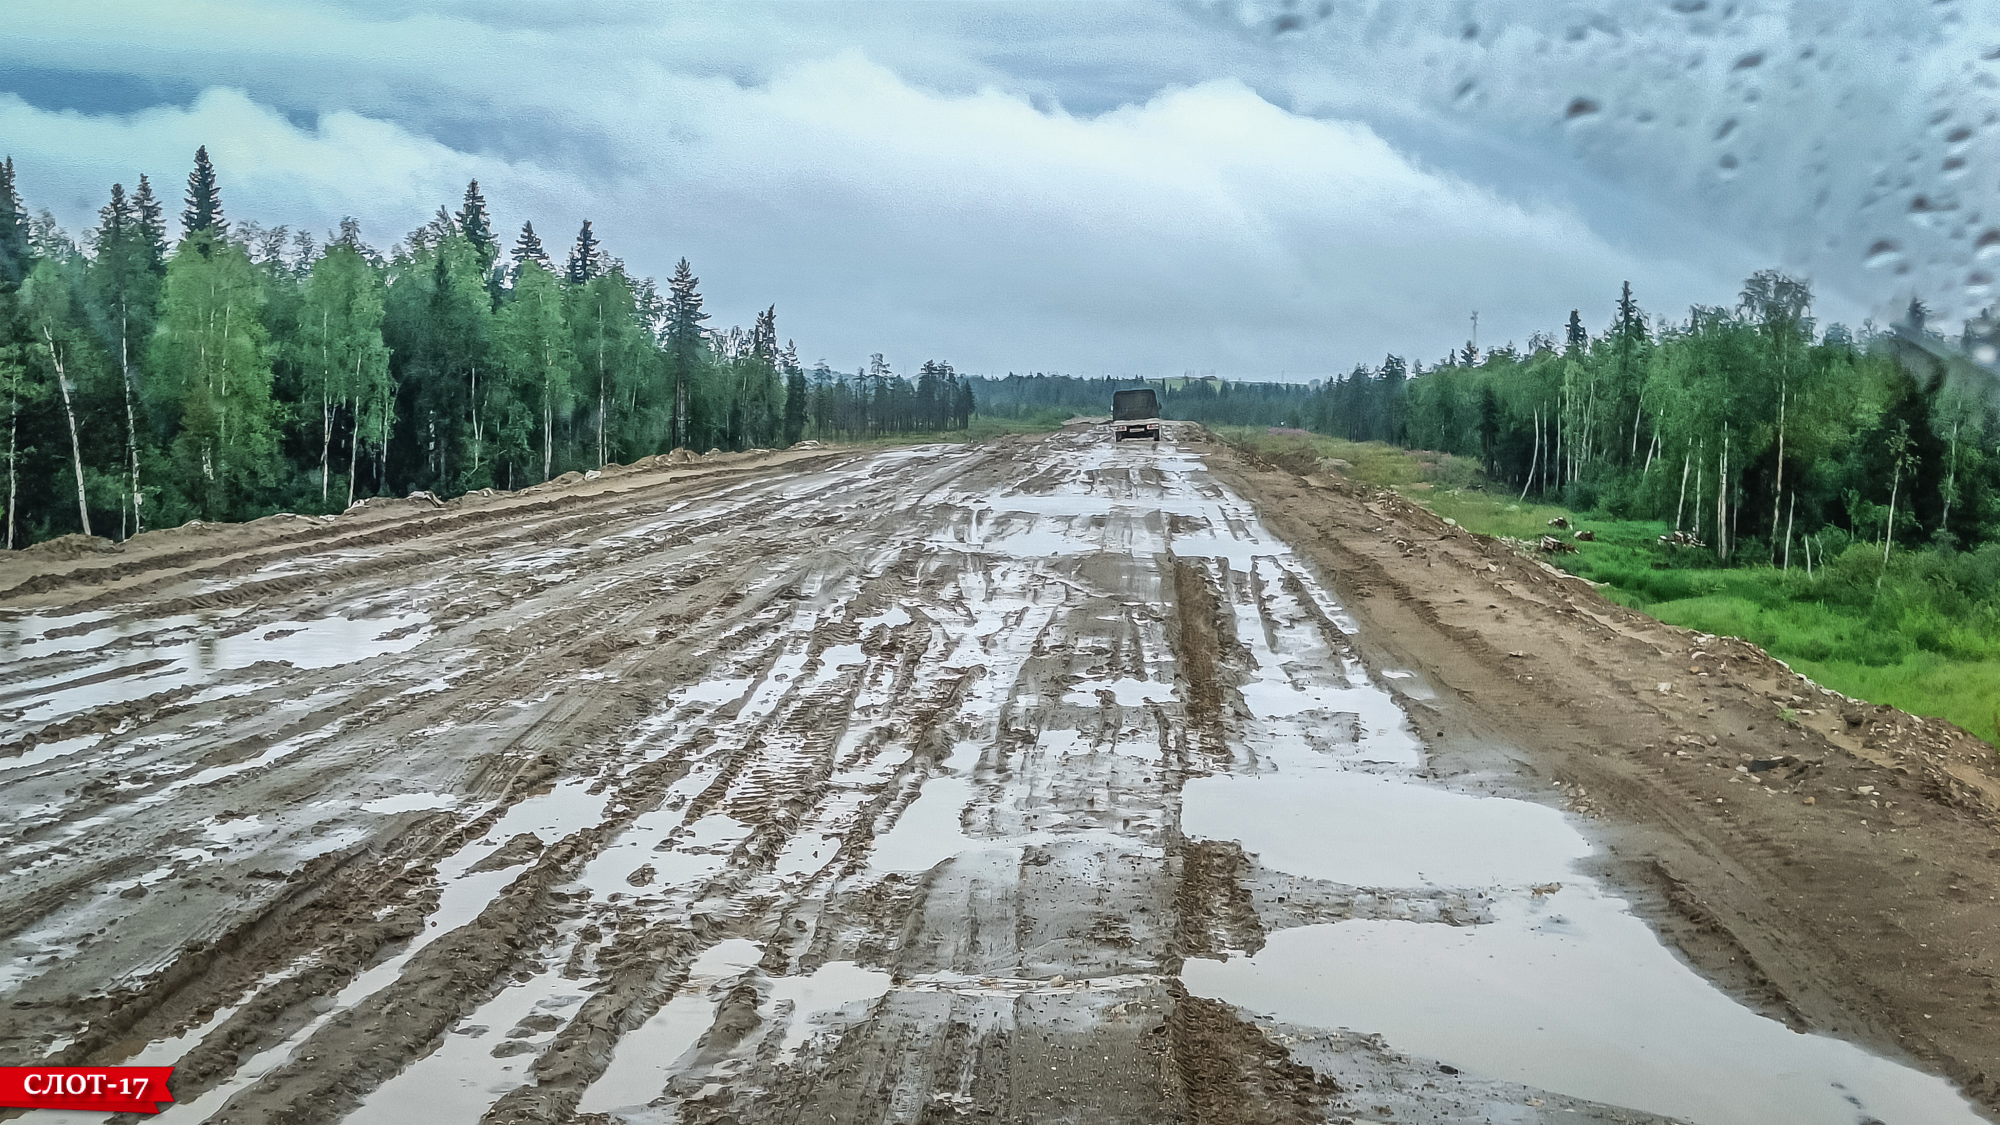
150, 230, 278, 520
495, 260, 574, 482
22, 261, 96, 537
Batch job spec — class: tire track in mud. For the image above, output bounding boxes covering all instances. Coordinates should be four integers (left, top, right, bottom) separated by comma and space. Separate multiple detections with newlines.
5, 430, 1911, 1125
0, 450, 970, 1104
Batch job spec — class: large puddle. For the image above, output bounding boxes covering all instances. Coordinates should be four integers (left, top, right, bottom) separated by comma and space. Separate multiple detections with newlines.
1158, 448, 1986, 1124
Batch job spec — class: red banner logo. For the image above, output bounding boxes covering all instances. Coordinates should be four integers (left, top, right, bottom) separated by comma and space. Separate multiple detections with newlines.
0, 1068, 175, 1114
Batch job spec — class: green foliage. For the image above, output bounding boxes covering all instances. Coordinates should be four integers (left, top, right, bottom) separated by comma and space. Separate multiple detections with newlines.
149, 230, 278, 520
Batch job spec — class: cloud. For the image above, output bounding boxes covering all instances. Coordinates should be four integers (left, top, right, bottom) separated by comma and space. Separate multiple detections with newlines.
0, 87, 574, 250
0, 5, 1807, 375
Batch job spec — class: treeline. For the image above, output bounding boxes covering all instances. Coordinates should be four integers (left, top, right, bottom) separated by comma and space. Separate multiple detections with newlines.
972, 371, 1318, 428
0, 150, 975, 546
1387, 276, 1996, 564
973, 277, 1999, 565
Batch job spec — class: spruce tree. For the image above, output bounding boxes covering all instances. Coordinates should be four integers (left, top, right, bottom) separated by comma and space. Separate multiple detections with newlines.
511, 221, 551, 281
131, 174, 167, 268
566, 220, 599, 284
665, 258, 709, 450
0, 156, 28, 287
181, 145, 227, 238
456, 180, 497, 268
1565, 309, 1587, 351
91, 181, 160, 531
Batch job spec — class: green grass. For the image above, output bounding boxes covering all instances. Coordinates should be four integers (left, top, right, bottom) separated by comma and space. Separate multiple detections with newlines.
1220, 430, 2000, 747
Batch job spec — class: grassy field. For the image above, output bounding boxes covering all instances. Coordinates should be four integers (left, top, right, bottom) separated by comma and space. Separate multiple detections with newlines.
1219, 427, 2000, 747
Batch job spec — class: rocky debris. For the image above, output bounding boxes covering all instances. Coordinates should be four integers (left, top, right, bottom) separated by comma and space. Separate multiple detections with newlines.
1537, 535, 1578, 554
1657, 529, 1706, 548
1572, 528, 1597, 541
1547, 516, 1571, 529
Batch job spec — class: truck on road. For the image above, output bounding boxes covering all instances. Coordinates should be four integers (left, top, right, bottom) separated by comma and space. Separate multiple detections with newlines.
1112, 389, 1161, 443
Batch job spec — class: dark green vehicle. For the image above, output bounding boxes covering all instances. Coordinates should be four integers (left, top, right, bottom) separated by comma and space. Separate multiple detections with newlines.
1112, 389, 1160, 443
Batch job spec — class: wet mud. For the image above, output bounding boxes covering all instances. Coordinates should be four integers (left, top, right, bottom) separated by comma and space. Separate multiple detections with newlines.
0, 430, 1991, 1124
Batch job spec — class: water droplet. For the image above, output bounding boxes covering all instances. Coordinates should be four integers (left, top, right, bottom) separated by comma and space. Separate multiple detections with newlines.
1865, 240, 1904, 268
1565, 97, 1600, 120
1714, 118, 1738, 141
1733, 52, 1765, 70
1947, 125, 1975, 143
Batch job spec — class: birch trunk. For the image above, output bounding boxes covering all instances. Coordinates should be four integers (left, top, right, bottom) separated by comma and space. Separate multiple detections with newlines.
120, 311, 143, 534
1784, 493, 1796, 571
347, 395, 361, 509
43, 326, 93, 538
1519, 407, 1540, 502
1770, 386, 1786, 561
1675, 449, 1691, 532
6, 375, 16, 550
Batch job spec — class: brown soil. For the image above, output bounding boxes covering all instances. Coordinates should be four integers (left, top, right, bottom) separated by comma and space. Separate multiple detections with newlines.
1201, 430, 2000, 1115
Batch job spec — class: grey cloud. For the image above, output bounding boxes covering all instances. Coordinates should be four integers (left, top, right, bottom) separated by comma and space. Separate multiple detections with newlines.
0, 1, 1955, 377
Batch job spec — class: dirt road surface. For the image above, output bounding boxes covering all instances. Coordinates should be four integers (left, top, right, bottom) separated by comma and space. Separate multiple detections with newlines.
2, 427, 1995, 1125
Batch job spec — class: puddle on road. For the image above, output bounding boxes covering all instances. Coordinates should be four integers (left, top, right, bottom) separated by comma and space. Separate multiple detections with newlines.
579, 939, 767, 1116
0, 733, 106, 773
149, 780, 609, 1124
1163, 451, 1987, 1124
866, 741, 980, 874
359, 792, 461, 815
764, 960, 894, 1061
0, 609, 431, 729
1181, 769, 1586, 889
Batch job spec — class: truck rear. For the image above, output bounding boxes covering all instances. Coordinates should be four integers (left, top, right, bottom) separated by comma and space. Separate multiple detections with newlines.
1111, 388, 1161, 442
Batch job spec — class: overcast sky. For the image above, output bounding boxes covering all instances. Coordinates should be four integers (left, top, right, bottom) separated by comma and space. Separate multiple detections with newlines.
3, 2, 1993, 378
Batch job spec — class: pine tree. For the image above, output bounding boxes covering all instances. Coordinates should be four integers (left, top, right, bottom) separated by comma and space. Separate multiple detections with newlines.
566, 220, 599, 285
131, 174, 168, 269
90, 182, 163, 532
665, 258, 708, 449
511, 221, 551, 282
783, 355, 808, 445
181, 146, 226, 238
456, 180, 497, 268
0, 156, 28, 287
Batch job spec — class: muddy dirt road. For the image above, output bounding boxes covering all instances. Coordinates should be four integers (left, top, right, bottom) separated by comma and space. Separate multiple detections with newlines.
1, 428, 1993, 1124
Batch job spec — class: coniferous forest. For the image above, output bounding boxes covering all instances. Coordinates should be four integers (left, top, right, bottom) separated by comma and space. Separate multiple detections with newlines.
0, 150, 976, 547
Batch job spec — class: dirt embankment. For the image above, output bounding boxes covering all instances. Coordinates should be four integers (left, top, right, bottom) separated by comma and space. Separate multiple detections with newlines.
1201, 431, 2000, 1114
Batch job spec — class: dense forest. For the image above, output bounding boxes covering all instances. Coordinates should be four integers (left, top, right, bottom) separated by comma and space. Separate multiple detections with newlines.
1380, 279, 1996, 567
0, 150, 975, 546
